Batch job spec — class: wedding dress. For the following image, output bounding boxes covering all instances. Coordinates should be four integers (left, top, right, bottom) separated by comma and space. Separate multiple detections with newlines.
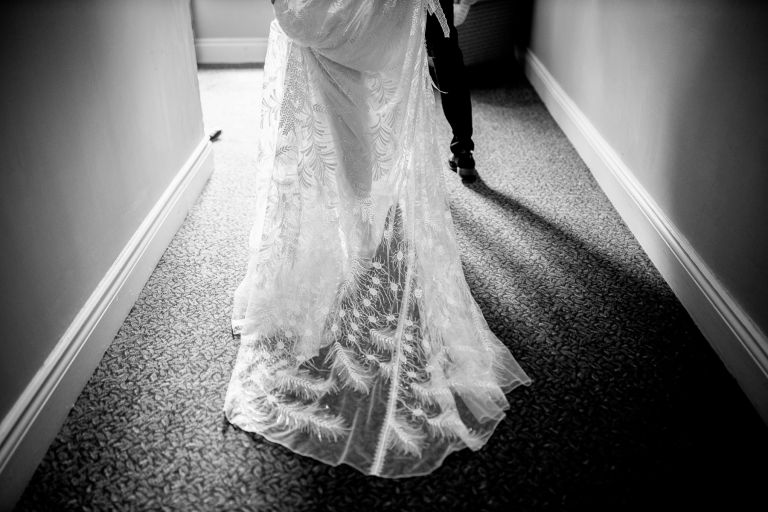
224, 0, 530, 478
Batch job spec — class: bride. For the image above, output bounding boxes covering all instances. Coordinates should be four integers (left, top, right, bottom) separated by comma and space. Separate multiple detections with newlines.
224, 0, 530, 478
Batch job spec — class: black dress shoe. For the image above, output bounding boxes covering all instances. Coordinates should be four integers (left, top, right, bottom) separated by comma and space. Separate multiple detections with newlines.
448, 151, 478, 182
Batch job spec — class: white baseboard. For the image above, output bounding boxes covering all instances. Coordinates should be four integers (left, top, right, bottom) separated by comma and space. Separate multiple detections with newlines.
525, 51, 768, 424
195, 37, 268, 65
0, 137, 214, 510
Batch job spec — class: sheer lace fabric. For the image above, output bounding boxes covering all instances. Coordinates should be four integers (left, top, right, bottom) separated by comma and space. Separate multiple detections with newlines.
224, 0, 530, 478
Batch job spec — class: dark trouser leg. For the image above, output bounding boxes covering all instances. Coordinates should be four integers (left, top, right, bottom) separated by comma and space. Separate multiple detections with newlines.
426, 0, 474, 155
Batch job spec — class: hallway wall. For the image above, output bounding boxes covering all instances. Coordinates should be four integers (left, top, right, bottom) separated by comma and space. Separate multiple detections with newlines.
0, 0, 212, 506
527, 0, 768, 418
191, 0, 274, 64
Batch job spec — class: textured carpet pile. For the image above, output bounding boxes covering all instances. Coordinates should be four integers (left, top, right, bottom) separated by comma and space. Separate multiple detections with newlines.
18, 68, 768, 511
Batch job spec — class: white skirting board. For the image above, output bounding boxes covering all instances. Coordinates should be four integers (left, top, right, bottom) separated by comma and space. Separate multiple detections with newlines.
0, 138, 215, 509
195, 37, 268, 65
525, 51, 768, 424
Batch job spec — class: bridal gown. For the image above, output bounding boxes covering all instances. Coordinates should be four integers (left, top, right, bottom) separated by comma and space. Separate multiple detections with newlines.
224, 0, 530, 478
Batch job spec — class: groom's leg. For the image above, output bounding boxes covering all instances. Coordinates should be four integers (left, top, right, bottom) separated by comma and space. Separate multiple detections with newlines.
426, 0, 474, 155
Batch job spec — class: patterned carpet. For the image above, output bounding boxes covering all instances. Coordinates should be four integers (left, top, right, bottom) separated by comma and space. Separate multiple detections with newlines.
17, 68, 768, 511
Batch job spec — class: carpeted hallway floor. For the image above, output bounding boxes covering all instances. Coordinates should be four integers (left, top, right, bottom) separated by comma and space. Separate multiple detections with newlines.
17, 68, 768, 511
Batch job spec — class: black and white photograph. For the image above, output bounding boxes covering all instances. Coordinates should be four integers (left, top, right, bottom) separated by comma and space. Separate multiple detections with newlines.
1, 0, 767, 510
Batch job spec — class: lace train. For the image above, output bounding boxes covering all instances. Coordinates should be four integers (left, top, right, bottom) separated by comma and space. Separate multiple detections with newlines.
225, 0, 530, 478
